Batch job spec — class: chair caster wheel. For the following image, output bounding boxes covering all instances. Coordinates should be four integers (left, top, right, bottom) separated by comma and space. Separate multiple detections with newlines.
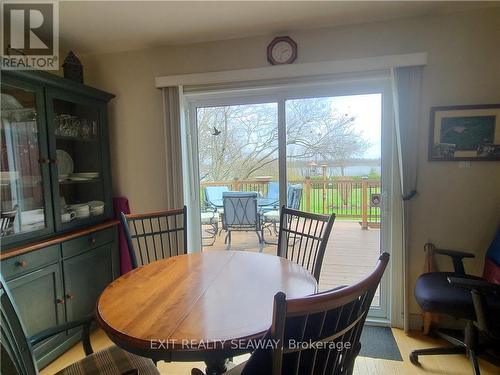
409, 352, 419, 366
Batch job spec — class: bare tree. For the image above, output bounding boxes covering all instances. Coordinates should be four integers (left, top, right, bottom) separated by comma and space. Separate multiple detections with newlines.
197, 98, 370, 181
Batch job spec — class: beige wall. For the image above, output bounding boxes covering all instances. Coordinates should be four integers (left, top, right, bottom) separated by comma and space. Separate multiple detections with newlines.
80, 8, 500, 317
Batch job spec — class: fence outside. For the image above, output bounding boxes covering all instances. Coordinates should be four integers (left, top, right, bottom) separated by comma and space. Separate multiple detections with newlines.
201, 177, 381, 229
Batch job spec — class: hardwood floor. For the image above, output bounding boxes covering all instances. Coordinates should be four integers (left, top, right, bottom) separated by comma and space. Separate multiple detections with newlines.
40, 328, 499, 375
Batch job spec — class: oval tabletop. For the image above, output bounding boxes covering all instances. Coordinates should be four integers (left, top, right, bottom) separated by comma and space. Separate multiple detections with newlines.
96, 251, 316, 359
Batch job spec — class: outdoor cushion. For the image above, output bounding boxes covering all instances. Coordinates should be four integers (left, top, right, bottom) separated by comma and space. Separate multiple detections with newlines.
201, 212, 217, 225
263, 210, 280, 223
415, 272, 500, 320
56, 344, 159, 375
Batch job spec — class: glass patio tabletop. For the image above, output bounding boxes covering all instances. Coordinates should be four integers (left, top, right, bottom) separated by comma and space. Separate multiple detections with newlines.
209, 197, 278, 208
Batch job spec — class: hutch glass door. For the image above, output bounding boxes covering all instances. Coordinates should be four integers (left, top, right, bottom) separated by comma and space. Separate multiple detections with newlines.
47, 91, 108, 230
1, 81, 53, 242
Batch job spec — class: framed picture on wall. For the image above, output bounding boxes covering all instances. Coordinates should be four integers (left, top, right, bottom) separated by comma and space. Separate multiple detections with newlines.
429, 104, 500, 161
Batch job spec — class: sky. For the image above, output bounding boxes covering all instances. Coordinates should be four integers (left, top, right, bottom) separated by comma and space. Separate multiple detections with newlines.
329, 93, 382, 159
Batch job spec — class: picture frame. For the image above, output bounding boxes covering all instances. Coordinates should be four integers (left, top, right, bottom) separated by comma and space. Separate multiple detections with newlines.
429, 104, 500, 161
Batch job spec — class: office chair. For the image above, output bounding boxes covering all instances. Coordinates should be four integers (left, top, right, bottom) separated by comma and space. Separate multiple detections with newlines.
410, 229, 500, 375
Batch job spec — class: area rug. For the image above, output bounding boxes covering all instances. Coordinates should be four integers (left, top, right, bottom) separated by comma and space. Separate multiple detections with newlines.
359, 326, 403, 361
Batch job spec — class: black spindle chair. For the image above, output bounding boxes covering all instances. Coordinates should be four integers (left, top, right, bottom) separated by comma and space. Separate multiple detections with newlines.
0, 274, 159, 375
277, 206, 335, 282
194, 253, 390, 375
120, 206, 187, 269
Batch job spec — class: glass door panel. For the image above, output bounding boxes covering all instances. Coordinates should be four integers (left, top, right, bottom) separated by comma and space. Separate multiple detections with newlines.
1, 82, 52, 240
49, 96, 106, 228
285, 94, 384, 311
195, 102, 279, 251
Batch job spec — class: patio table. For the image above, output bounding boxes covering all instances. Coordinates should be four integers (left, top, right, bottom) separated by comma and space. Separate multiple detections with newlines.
209, 197, 278, 208
96, 251, 317, 375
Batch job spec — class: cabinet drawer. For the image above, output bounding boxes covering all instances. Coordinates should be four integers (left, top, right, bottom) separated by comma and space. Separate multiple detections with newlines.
2, 245, 61, 280
62, 228, 114, 259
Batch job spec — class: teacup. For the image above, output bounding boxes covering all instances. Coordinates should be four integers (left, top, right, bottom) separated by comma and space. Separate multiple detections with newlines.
61, 211, 76, 223
69, 204, 90, 219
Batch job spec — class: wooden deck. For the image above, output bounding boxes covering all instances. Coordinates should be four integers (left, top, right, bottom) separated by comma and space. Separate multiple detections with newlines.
203, 220, 381, 301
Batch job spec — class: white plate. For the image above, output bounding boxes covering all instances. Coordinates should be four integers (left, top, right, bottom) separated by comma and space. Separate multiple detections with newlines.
68, 176, 92, 181
72, 172, 99, 178
88, 200, 105, 209
56, 150, 74, 176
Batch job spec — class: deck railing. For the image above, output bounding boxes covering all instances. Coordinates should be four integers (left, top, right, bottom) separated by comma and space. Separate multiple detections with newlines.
201, 177, 381, 228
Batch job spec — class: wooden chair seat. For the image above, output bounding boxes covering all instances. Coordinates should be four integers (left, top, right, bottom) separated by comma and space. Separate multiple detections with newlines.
55, 344, 159, 375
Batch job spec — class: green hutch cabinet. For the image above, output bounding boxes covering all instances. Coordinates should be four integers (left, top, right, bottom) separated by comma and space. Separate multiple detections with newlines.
0, 70, 119, 368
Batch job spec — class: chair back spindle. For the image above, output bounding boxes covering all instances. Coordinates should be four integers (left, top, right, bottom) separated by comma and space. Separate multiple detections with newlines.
277, 206, 335, 282
120, 206, 187, 269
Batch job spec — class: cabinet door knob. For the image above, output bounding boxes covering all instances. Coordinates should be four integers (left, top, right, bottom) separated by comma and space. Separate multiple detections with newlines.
15, 260, 27, 268
89, 237, 96, 244
56, 298, 65, 305
66, 293, 75, 300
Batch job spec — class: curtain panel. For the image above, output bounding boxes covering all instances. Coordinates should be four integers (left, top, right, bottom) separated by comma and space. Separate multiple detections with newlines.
391, 66, 423, 332
162, 87, 184, 209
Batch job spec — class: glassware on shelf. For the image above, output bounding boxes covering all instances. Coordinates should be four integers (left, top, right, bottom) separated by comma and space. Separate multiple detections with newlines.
1, 83, 48, 237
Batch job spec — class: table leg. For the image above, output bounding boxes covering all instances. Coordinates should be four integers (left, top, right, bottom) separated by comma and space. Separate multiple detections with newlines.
205, 358, 228, 375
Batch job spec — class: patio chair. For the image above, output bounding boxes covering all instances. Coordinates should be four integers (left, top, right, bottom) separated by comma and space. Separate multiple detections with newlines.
204, 185, 229, 212
120, 206, 187, 268
201, 204, 219, 246
261, 185, 303, 243
0, 274, 159, 375
1, 205, 18, 237
277, 206, 335, 282
260, 181, 280, 213
193, 253, 390, 375
222, 192, 263, 251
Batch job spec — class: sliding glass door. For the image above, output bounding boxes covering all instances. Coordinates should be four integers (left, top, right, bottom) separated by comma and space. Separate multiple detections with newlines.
284, 92, 387, 317
185, 77, 393, 321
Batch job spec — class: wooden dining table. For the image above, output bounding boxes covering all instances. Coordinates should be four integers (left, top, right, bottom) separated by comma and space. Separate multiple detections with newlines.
96, 250, 317, 375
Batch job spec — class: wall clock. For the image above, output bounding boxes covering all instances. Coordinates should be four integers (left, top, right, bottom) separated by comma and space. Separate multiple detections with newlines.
267, 36, 297, 65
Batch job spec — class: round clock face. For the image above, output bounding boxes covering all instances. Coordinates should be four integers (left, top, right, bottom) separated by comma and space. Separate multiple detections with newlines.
267, 36, 297, 65
272, 41, 294, 63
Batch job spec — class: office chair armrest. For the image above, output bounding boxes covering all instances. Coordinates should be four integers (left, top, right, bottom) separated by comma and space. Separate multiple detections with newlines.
434, 248, 475, 275
448, 277, 500, 294
448, 277, 500, 334
29, 315, 94, 355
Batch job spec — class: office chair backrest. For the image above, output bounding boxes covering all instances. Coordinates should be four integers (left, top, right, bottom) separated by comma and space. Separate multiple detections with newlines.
0, 274, 38, 375
483, 228, 500, 285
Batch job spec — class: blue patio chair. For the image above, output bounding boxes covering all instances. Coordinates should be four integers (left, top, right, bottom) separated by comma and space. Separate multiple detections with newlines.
204, 186, 229, 211
261, 184, 303, 243
222, 192, 263, 251
260, 181, 280, 213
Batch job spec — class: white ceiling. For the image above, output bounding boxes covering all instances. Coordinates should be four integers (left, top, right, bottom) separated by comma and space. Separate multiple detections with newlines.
59, 1, 498, 55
